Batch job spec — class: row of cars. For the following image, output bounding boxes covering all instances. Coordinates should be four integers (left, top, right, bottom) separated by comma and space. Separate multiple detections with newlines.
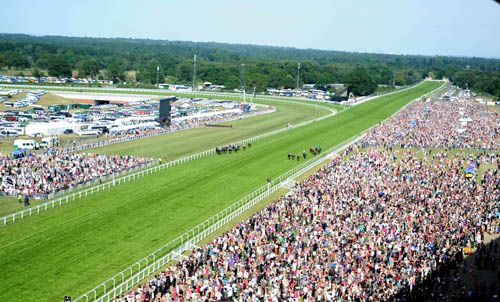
0, 121, 24, 137
0, 88, 22, 102
2, 90, 46, 108
0, 89, 44, 137
0, 100, 160, 138
0, 75, 113, 85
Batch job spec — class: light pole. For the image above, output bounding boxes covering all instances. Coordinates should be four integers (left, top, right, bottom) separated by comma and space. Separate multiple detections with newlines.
241, 63, 246, 102
156, 65, 160, 88
296, 62, 301, 91
192, 54, 197, 91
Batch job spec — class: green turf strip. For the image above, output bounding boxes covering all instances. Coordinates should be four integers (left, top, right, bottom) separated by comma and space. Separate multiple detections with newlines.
0, 81, 441, 301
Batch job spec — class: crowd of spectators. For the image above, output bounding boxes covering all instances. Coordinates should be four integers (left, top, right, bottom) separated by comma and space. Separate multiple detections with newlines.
361, 99, 499, 150
0, 150, 152, 197
116, 116, 499, 300
172, 111, 242, 130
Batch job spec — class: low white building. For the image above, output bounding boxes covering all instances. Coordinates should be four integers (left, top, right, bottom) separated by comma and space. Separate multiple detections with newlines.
25, 121, 81, 136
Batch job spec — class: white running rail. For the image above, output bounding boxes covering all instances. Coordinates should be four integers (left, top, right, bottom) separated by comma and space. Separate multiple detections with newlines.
0, 101, 337, 226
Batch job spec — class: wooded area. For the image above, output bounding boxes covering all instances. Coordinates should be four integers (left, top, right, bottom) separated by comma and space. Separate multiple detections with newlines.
0, 34, 499, 97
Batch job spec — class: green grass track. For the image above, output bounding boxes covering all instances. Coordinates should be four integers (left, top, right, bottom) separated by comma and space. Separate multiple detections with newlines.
0, 82, 441, 301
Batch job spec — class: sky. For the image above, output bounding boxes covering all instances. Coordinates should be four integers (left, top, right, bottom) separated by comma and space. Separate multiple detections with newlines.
1, 0, 499, 58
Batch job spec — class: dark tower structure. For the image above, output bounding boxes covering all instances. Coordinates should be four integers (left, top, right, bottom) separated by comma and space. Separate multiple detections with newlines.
159, 97, 177, 126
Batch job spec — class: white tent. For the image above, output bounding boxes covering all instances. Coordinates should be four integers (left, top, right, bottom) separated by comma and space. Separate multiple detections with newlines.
25, 121, 81, 135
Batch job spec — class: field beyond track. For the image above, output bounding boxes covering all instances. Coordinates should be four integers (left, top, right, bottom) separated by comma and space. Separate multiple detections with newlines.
0, 82, 441, 301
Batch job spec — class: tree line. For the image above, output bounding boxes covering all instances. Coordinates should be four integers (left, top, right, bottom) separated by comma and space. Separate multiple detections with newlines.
0, 34, 498, 97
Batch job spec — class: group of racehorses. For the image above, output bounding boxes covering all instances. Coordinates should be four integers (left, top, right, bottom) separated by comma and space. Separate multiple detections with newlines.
215, 143, 251, 155
287, 146, 322, 161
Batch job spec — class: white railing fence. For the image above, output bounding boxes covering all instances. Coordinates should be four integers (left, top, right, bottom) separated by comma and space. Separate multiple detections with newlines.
46, 161, 158, 200
0, 103, 337, 226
